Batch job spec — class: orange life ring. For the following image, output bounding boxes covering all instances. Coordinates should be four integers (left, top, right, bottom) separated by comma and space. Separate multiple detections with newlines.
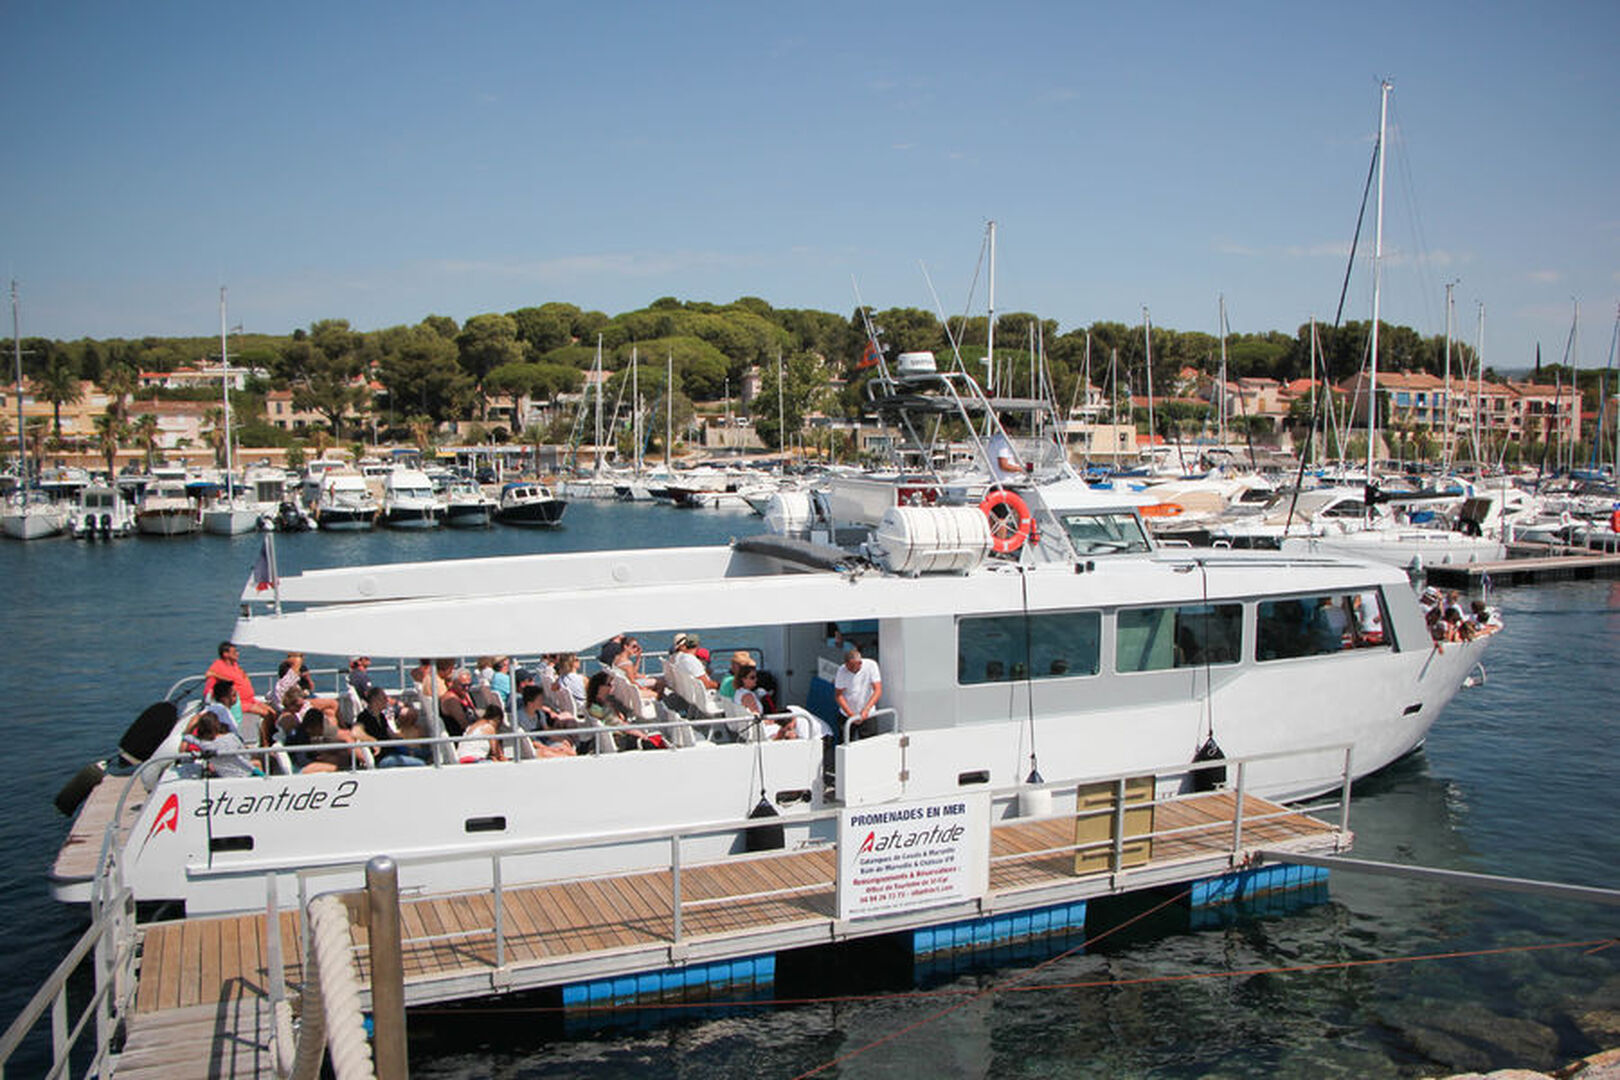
981, 489, 1035, 554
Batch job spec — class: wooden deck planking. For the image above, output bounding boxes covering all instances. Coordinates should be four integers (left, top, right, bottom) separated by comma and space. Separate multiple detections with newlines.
52, 773, 146, 882
115, 788, 1343, 1077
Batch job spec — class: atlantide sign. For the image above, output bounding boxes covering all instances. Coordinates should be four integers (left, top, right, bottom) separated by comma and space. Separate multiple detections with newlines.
836, 793, 990, 920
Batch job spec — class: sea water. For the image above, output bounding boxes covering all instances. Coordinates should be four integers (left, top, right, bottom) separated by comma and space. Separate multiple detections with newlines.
1, 508, 1616, 1078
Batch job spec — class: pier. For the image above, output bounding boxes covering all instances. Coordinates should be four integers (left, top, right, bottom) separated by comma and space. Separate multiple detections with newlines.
9, 763, 1353, 1079
1424, 544, 1620, 589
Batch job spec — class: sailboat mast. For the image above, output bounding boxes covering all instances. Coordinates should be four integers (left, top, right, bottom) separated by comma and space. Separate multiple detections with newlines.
1367, 79, 1391, 483
1217, 294, 1229, 447
11, 281, 25, 493
775, 349, 785, 456
631, 346, 641, 474
985, 220, 997, 396
592, 335, 603, 475
11, 281, 23, 491
1474, 304, 1485, 463
667, 350, 674, 465
1143, 307, 1156, 466
220, 286, 235, 493
1443, 281, 1455, 470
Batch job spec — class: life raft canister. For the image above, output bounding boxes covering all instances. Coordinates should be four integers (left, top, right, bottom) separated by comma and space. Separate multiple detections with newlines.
980, 489, 1036, 553
1611, 507, 1620, 534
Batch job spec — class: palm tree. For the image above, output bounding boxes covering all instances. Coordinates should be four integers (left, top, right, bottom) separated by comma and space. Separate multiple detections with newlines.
407, 415, 434, 453
133, 414, 160, 469
97, 362, 137, 423
36, 360, 83, 440
93, 410, 128, 477
204, 407, 227, 467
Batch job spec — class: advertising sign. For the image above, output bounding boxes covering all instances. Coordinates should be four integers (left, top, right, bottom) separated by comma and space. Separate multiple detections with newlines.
836, 793, 989, 920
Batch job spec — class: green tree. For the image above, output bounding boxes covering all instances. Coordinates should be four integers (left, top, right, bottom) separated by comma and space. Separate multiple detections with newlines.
132, 414, 160, 468
93, 410, 127, 476
97, 361, 137, 423
753, 351, 828, 450
35, 358, 83, 439
377, 323, 473, 422
456, 314, 523, 417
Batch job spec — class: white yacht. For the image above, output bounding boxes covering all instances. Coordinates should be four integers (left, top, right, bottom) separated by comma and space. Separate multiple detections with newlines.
380, 466, 442, 528
48, 365, 1494, 917
135, 472, 199, 537
68, 483, 136, 539
1, 491, 69, 540
442, 478, 497, 528
312, 470, 378, 531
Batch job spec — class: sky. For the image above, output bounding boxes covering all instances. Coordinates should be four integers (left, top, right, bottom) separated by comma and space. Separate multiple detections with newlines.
3, 1, 1617, 373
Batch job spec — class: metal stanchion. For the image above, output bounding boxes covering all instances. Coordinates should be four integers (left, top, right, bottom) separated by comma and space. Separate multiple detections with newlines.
366, 856, 409, 1080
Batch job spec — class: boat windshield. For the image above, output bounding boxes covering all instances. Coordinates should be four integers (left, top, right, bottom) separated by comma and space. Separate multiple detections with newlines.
1059, 511, 1152, 556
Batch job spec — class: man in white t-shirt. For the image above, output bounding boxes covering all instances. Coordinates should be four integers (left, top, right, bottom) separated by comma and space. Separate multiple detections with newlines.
669, 633, 718, 691
833, 645, 883, 740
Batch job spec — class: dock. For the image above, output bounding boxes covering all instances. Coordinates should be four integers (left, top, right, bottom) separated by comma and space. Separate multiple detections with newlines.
102, 787, 1343, 1078
1424, 544, 1620, 589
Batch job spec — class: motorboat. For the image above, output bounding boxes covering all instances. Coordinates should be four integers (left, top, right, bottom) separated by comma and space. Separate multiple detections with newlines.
380, 466, 442, 528
135, 473, 199, 537
442, 478, 497, 528
2, 491, 68, 540
494, 482, 567, 527
68, 483, 136, 539
202, 490, 263, 536
47, 362, 1495, 917
312, 470, 378, 531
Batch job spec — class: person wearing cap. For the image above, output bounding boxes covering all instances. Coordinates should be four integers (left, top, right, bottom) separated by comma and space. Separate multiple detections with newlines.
669, 633, 718, 691
346, 656, 376, 699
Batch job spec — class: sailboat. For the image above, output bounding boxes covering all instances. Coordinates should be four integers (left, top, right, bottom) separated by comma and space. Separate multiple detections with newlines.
201, 288, 262, 535
2, 281, 69, 541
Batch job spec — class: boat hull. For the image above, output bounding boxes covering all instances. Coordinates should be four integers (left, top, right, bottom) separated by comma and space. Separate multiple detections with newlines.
495, 501, 567, 527
137, 510, 198, 536
2, 507, 68, 540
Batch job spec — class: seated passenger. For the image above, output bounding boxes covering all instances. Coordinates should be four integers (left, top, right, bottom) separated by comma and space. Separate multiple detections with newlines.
458, 704, 506, 763
355, 684, 393, 743
347, 656, 376, 699
285, 710, 345, 773
203, 640, 276, 724
201, 678, 243, 740
585, 669, 667, 750
438, 667, 477, 737
734, 665, 796, 740
554, 653, 587, 711
668, 633, 718, 691
518, 685, 578, 757
190, 711, 259, 778
268, 652, 340, 721
718, 651, 753, 699
376, 706, 430, 768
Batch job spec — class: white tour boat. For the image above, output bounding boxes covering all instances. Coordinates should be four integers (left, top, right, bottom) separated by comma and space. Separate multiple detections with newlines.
49, 365, 1494, 918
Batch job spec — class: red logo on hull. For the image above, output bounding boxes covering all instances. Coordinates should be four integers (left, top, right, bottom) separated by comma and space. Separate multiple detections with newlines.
145, 793, 180, 843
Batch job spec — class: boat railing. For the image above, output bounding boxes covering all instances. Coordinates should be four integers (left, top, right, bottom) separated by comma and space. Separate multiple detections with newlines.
843, 706, 900, 743
0, 876, 137, 1079
277, 740, 1354, 978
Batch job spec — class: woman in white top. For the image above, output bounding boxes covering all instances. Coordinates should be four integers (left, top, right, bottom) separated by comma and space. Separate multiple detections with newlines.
734, 666, 796, 740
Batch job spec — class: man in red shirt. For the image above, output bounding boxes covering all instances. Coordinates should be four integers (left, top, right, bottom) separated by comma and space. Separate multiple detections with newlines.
203, 641, 275, 722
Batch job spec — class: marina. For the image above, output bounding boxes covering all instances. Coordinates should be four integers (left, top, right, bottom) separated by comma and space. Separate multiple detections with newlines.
0, 508, 1613, 1080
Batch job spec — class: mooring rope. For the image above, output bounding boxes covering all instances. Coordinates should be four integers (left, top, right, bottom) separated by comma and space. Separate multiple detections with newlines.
286, 894, 375, 1080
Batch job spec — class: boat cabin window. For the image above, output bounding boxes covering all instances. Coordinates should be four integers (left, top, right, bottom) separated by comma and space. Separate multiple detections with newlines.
957, 611, 1101, 684
1059, 511, 1152, 556
1116, 603, 1242, 673
1256, 590, 1387, 660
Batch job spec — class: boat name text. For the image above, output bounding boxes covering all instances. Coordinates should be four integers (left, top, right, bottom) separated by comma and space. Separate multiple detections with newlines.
193, 780, 358, 818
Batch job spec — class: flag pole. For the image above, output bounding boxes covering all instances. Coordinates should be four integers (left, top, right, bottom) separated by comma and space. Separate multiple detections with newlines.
267, 530, 282, 615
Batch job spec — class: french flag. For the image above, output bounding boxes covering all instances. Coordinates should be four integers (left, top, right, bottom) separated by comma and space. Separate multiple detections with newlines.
248, 535, 275, 592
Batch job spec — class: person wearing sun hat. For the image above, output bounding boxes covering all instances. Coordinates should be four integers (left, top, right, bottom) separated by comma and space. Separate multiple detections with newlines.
718, 650, 753, 699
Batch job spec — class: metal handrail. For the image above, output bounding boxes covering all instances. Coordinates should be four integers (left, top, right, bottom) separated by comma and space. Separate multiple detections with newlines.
289, 741, 1353, 972
843, 706, 899, 743
0, 885, 136, 1079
